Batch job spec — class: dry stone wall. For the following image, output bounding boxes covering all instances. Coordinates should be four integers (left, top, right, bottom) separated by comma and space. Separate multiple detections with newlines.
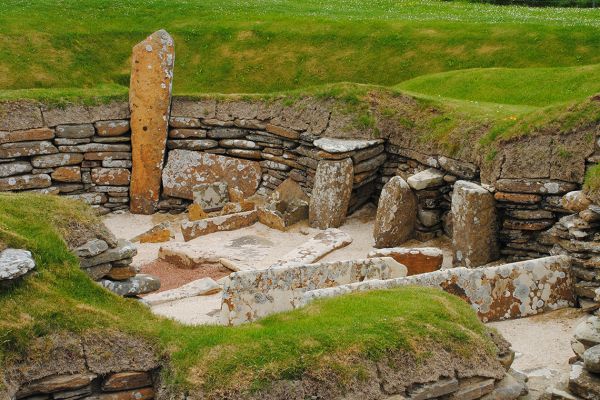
1, 96, 599, 270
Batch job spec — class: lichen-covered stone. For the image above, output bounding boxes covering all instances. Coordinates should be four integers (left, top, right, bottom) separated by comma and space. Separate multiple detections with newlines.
162, 150, 261, 200
91, 168, 131, 186
373, 176, 417, 248
0, 174, 51, 191
222, 257, 406, 325
181, 210, 258, 242
303, 255, 574, 323
51, 166, 82, 183
80, 240, 137, 268
309, 158, 353, 229
271, 228, 352, 268
0, 141, 58, 158
569, 363, 600, 400
193, 182, 229, 212
129, 30, 174, 214
143, 278, 221, 306
452, 180, 498, 268
31, 153, 84, 168
55, 124, 95, 138
0, 161, 32, 178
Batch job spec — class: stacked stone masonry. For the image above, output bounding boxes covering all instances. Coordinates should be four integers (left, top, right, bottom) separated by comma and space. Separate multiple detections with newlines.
2, 98, 600, 305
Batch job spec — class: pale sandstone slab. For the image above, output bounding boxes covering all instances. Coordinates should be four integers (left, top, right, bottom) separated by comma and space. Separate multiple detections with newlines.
129, 30, 174, 214
0, 141, 57, 159
373, 176, 417, 248
143, 277, 221, 305
162, 149, 262, 200
94, 120, 130, 137
313, 137, 383, 153
368, 247, 443, 276
181, 210, 258, 242
309, 158, 353, 229
32, 153, 84, 168
407, 168, 444, 190
0, 161, 32, 178
270, 228, 352, 268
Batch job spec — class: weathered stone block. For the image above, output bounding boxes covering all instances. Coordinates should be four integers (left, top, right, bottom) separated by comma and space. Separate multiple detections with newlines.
101, 372, 152, 392
309, 158, 353, 229
94, 120, 130, 137
100, 274, 160, 297
0, 161, 32, 178
313, 137, 382, 153
129, 30, 174, 214
373, 176, 417, 248
181, 210, 258, 242
162, 150, 262, 200
452, 181, 498, 268
0, 248, 35, 281
407, 168, 444, 190
55, 124, 95, 139
0, 174, 51, 191
0, 128, 54, 144
0, 141, 57, 158
91, 168, 131, 186
51, 166, 82, 183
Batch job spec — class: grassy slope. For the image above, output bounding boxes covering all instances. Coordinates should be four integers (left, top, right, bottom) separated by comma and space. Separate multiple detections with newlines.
396, 64, 600, 106
0, 194, 495, 394
0, 0, 599, 95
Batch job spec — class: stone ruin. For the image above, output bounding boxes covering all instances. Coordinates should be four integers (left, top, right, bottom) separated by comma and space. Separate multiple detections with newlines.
2, 29, 600, 399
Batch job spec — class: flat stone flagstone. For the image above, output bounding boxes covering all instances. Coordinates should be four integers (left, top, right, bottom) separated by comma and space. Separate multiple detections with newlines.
309, 158, 354, 229
270, 228, 353, 268
129, 29, 174, 214
181, 210, 259, 242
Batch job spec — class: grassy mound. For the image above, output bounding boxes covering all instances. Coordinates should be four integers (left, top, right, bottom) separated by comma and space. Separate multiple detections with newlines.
0, 0, 598, 95
396, 63, 600, 107
0, 193, 497, 395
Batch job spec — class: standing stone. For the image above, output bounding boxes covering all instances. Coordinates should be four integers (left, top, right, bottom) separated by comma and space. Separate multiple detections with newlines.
451, 180, 498, 268
309, 158, 353, 229
373, 176, 417, 248
129, 30, 174, 214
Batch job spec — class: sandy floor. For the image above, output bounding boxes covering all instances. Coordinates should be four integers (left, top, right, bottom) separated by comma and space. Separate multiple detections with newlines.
488, 308, 587, 398
105, 206, 585, 395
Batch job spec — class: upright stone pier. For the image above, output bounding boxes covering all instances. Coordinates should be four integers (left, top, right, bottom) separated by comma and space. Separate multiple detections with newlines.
373, 176, 417, 248
129, 30, 174, 214
309, 159, 353, 229
451, 180, 498, 268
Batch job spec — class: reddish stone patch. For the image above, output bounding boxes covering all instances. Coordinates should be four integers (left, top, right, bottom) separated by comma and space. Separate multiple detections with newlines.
139, 260, 230, 293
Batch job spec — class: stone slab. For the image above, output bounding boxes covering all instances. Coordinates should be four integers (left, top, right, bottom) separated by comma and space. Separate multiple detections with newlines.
270, 228, 352, 268
368, 247, 443, 276
0, 248, 35, 281
143, 277, 221, 305
162, 149, 262, 200
309, 158, 353, 229
181, 210, 258, 242
313, 137, 383, 153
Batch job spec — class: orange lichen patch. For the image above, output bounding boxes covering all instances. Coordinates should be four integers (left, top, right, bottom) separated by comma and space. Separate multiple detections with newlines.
188, 203, 208, 221
139, 228, 172, 244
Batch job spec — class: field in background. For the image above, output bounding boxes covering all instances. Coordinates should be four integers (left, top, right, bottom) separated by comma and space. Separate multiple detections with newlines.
0, 0, 599, 106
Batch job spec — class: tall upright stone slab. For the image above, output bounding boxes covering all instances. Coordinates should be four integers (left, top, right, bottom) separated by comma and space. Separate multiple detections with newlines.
373, 176, 417, 248
309, 158, 353, 229
129, 30, 174, 214
451, 180, 498, 268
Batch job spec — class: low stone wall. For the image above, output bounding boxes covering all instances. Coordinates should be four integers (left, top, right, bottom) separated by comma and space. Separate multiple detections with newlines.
0, 101, 132, 215
1, 331, 160, 400
220, 257, 407, 325
301, 255, 574, 322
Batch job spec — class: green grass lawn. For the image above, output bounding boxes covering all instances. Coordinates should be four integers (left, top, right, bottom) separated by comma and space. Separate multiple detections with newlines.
0, 193, 497, 395
397, 63, 600, 106
0, 0, 599, 96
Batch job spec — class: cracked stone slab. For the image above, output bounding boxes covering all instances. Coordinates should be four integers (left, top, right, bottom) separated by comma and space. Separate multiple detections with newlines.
100, 274, 160, 297
270, 228, 352, 268
0, 248, 35, 281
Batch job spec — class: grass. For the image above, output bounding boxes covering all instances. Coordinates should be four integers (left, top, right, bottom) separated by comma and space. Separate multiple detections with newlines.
0, 0, 599, 95
0, 193, 496, 395
396, 64, 600, 107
